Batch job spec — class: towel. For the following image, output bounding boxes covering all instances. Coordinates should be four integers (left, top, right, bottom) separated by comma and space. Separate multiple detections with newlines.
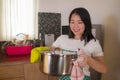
30, 46, 50, 63
70, 59, 84, 80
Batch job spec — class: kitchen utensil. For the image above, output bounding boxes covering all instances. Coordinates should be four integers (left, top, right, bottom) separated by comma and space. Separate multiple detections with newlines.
39, 49, 77, 76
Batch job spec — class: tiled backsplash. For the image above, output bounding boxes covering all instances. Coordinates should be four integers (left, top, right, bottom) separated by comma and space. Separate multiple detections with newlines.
38, 12, 61, 45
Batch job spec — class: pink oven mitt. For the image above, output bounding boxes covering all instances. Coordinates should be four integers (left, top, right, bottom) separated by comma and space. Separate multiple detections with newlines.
70, 48, 85, 80
70, 59, 84, 80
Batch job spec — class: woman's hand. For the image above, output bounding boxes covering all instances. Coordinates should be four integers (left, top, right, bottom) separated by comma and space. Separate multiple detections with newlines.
77, 53, 107, 73
77, 53, 89, 67
50, 45, 61, 51
76, 49, 107, 73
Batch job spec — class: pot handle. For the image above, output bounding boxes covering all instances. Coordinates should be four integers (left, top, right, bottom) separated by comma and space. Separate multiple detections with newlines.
54, 47, 61, 51
53, 47, 63, 55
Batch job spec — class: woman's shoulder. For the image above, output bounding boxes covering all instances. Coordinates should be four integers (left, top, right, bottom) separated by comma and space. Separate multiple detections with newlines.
86, 39, 100, 46
90, 39, 99, 42
58, 35, 69, 39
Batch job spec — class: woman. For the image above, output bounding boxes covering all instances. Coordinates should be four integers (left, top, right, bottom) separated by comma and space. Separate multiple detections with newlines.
51, 7, 107, 80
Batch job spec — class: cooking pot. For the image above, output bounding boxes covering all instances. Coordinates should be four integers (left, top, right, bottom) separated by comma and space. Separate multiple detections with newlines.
39, 50, 77, 76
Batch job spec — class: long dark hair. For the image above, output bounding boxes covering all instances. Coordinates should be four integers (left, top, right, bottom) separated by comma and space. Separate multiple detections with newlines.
68, 7, 95, 45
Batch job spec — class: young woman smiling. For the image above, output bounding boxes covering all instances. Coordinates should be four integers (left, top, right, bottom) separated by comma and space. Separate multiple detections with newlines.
51, 7, 107, 80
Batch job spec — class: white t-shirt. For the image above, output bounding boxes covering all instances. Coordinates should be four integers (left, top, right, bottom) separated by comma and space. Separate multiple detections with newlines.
52, 35, 104, 76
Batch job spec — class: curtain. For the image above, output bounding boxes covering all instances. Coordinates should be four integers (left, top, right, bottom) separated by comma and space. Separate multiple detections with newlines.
0, 0, 38, 41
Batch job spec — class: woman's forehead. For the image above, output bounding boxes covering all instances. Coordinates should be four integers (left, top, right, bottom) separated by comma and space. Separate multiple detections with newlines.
71, 14, 82, 21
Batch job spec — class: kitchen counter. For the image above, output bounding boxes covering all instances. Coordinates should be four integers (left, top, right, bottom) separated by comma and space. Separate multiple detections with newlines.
0, 53, 30, 66
0, 53, 100, 80
0, 53, 58, 80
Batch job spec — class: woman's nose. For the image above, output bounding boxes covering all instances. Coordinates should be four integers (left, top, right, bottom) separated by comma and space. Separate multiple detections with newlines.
74, 23, 79, 28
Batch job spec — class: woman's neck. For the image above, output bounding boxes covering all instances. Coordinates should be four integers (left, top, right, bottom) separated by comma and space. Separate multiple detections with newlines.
74, 35, 82, 40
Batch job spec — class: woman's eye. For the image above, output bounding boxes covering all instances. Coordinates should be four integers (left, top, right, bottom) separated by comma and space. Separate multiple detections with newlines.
70, 21, 83, 24
78, 21, 83, 24
70, 21, 74, 24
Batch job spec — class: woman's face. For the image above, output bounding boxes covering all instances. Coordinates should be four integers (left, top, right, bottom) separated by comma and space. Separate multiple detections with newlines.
70, 13, 85, 39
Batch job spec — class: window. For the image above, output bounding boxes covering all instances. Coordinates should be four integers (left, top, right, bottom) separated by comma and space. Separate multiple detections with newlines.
0, 0, 38, 41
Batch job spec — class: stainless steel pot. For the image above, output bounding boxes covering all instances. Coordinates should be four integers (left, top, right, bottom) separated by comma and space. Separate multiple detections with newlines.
39, 50, 77, 76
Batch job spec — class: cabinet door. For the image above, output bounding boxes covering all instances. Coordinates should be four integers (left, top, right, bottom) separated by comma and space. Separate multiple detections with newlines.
24, 63, 48, 80
0, 65, 24, 79
24, 63, 34, 80
48, 76, 58, 80
34, 63, 49, 80
1, 77, 24, 80
36, 62, 58, 80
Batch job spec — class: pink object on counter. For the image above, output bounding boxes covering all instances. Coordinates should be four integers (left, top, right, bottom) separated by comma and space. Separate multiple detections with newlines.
6, 46, 32, 56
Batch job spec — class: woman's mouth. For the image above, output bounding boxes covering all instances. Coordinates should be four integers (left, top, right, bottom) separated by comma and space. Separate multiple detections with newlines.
73, 29, 80, 33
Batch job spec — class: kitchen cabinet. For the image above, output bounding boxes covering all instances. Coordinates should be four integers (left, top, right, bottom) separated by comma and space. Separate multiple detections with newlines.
0, 53, 101, 80
48, 76, 58, 80
0, 54, 58, 80
24, 63, 49, 80
0, 64, 24, 80
24, 62, 58, 80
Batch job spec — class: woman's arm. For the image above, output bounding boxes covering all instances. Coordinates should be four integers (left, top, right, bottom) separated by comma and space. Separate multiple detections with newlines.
87, 56, 107, 73
50, 45, 56, 50
50, 45, 61, 51
77, 53, 107, 74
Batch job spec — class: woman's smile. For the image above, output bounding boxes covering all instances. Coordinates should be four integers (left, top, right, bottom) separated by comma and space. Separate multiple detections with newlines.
73, 28, 80, 33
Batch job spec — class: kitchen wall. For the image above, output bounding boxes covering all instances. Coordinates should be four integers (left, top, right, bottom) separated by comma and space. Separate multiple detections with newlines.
38, 0, 120, 80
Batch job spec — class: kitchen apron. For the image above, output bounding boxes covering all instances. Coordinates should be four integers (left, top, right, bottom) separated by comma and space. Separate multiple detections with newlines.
58, 75, 90, 80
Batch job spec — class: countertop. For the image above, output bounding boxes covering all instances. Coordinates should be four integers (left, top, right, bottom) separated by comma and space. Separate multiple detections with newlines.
0, 53, 31, 66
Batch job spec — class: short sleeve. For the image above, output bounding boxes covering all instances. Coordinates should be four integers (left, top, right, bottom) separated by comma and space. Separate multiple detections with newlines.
52, 35, 62, 48
92, 40, 104, 57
